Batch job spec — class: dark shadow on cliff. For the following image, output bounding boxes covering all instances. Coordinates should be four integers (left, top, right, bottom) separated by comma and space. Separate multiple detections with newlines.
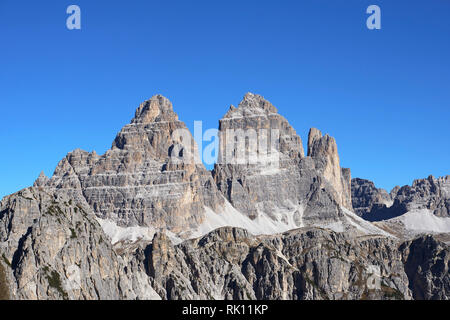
361, 201, 407, 222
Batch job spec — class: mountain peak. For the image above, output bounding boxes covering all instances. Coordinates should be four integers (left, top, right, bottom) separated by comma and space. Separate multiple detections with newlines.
223, 93, 278, 119
133, 94, 178, 124
307, 128, 337, 158
33, 171, 49, 187
239, 92, 278, 113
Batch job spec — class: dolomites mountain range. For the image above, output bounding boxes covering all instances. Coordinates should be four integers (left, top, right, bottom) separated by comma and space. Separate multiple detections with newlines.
0, 93, 448, 300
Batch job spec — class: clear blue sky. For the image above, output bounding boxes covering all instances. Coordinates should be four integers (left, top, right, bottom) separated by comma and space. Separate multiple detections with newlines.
1, 0, 449, 199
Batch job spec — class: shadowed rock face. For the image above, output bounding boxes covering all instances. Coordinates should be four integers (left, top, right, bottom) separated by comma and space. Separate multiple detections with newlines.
213, 93, 351, 225
0, 259, 8, 300
400, 235, 450, 300
41, 95, 224, 232
351, 178, 393, 217
1, 188, 448, 301
352, 175, 450, 221
394, 175, 450, 217
144, 226, 449, 300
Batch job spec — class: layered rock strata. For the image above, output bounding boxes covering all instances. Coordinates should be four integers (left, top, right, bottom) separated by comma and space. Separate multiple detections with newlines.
213, 93, 352, 228
42, 95, 224, 233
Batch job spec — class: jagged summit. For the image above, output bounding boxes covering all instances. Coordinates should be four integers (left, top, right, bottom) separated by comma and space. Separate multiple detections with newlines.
308, 128, 336, 157
223, 93, 278, 119
132, 95, 178, 124
352, 174, 450, 222
28, 93, 356, 233
307, 127, 352, 210
45, 95, 224, 232
112, 95, 186, 154
1, 93, 449, 301
219, 93, 304, 158
213, 94, 358, 227
33, 171, 49, 187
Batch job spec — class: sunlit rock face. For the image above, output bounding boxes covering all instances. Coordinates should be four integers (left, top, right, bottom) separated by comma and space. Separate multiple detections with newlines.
37, 93, 354, 235
0, 187, 160, 300
45, 95, 224, 233
307, 127, 353, 210
1, 92, 448, 301
212, 93, 351, 228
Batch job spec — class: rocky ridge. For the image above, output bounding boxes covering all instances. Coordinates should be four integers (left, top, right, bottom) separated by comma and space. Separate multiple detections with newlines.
352, 175, 450, 222
0, 93, 449, 300
212, 93, 355, 233
42, 95, 224, 234
144, 227, 449, 300
351, 178, 393, 217
0, 187, 160, 299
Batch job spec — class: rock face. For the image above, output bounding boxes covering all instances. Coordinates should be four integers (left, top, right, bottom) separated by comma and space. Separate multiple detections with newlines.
144, 226, 449, 300
212, 93, 304, 221
0, 256, 8, 300
307, 128, 353, 210
0, 187, 160, 300
352, 175, 450, 222
2, 191, 449, 301
43, 95, 224, 233
351, 178, 393, 217
1, 92, 449, 300
212, 93, 352, 228
400, 235, 450, 299
394, 175, 450, 218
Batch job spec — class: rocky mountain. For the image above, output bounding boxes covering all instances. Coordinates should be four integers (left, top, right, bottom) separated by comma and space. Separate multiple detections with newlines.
0, 187, 159, 299
393, 175, 450, 218
351, 176, 450, 238
40, 95, 224, 235
0, 93, 449, 300
145, 227, 449, 300
307, 128, 353, 210
352, 176, 450, 220
351, 178, 393, 217
212, 93, 359, 234
30, 93, 372, 240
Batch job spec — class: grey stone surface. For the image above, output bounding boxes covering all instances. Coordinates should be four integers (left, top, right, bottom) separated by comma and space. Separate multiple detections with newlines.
43, 95, 224, 233
307, 128, 353, 210
351, 178, 392, 217
400, 235, 450, 299
1, 93, 449, 300
1, 189, 448, 301
394, 175, 450, 217
0, 187, 160, 300
145, 226, 449, 300
212, 93, 352, 225
352, 175, 450, 221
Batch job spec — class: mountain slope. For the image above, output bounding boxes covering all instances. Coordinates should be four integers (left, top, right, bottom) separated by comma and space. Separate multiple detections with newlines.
145, 226, 449, 300
0, 93, 448, 300
0, 187, 160, 299
352, 176, 450, 237
39, 95, 224, 235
